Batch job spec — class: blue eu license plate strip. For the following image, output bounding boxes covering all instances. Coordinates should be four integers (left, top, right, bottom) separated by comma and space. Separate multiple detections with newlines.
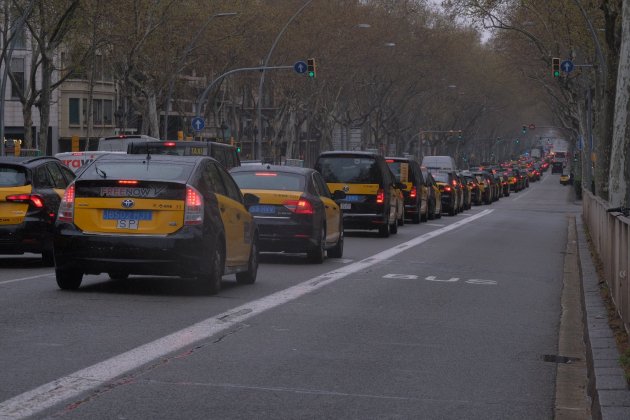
103, 210, 153, 220
345, 195, 362, 202
249, 205, 276, 215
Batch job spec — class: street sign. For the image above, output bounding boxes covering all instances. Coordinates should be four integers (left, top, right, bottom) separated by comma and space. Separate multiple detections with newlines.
294, 61, 307, 74
191, 117, 205, 132
561, 60, 574, 73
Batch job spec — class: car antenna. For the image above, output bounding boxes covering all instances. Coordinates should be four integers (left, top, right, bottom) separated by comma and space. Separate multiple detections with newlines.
145, 143, 151, 161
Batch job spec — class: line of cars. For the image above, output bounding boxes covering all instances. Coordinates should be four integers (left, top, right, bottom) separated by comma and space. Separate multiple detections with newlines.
0, 143, 546, 295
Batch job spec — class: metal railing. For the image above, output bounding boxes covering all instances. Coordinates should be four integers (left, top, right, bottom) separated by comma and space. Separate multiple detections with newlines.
583, 190, 630, 331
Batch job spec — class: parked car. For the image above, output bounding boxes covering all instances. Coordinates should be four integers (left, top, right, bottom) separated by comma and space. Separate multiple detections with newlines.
431, 171, 459, 216
53, 154, 259, 294
0, 156, 75, 265
420, 167, 442, 219
386, 157, 429, 223
314, 151, 404, 237
231, 165, 344, 263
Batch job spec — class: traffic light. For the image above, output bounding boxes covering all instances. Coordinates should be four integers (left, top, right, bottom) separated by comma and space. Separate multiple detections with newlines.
552, 57, 560, 77
236, 142, 241, 153
307, 58, 316, 78
521, 125, 527, 134
458, 130, 462, 140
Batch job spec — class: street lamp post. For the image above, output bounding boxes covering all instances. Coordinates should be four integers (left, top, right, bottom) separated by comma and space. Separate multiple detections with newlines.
162, 12, 236, 139
256, 0, 314, 160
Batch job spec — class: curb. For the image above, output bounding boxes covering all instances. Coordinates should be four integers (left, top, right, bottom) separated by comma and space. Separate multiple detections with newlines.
576, 216, 630, 419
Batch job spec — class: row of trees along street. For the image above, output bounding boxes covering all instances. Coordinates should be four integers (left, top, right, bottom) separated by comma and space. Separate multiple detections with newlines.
0, 0, 628, 205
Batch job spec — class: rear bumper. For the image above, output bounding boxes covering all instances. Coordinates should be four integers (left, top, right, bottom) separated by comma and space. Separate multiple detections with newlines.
254, 217, 317, 252
342, 212, 388, 230
0, 218, 51, 254
53, 224, 211, 276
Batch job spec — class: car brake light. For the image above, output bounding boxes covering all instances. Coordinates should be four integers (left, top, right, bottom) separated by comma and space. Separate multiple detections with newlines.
284, 197, 314, 214
164, 142, 176, 146
385, 159, 395, 163
444, 186, 452, 192
185, 186, 204, 225
376, 189, 385, 204
255, 172, 277, 176
118, 180, 139, 185
452, 180, 457, 187
410, 186, 417, 199
57, 184, 75, 222
6, 194, 44, 208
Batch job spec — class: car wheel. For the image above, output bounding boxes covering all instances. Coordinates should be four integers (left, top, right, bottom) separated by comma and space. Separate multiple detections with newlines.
108, 272, 129, 281
55, 268, 83, 290
448, 203, 456, 216
328, 225, 344, 258
236, 237, 258, 284
389, 215, 398, 234
42, 249, 54, 267
412, 210, 421, 224
428, 200, 435, 220
204, 240, 224, 295
398, 213, 405, 226
379, 223, 390, 237
307, 225, 326, 263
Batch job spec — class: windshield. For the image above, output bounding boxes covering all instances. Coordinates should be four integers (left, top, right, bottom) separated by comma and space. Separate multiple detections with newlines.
432, 172, 449, 183
316, 157, 381, 184
0, 165, 27, 187
232, 171, 305, 191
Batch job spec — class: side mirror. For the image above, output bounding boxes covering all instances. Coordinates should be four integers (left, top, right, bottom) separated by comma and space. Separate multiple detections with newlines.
332, 190, 346, 200
243, 193, 260, 208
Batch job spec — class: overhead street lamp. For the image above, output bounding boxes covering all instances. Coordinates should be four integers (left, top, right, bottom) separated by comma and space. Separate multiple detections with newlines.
256, 0, 314, 159
162, 11, 237, 139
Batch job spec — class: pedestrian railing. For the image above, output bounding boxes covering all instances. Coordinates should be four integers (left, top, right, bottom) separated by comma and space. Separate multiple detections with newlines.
583, 190, 630, 332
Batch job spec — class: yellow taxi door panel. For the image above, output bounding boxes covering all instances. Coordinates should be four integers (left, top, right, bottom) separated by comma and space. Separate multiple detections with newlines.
215, 194, 248, 266
321, 197, 340, 243
0, 185, 32, 225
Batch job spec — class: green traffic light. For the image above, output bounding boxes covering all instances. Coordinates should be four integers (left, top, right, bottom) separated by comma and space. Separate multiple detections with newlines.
554, 70, 560, 77
308, 71, 315, 78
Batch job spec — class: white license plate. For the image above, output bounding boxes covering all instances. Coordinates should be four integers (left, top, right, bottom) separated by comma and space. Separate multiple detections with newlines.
116, 219, 139, 230
340, 203, 351, 210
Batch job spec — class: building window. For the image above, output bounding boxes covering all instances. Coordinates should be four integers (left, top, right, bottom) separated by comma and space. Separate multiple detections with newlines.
93, 99, 102, 124
103, 100, 113, 125
13, 27, 26, 49
69, 98, 80, 125
10, 57, 24, 99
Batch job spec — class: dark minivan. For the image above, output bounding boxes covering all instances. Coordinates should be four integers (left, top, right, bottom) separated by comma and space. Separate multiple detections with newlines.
127, 140, 241, 170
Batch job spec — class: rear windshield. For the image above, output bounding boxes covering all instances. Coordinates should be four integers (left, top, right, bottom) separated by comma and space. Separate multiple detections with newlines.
128, 143, 208, 156
432, 172, 449, 183
386, 161, 411, 182
232, 171, 305, 191
81, 161, 193, 181
0, 165, 27, 187
316, 157, 381, 184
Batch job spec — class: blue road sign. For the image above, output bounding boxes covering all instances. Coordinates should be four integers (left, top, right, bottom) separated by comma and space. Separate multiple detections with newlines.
561, 60, 574, 73
191, 117, 205, 131
294, 61, 307, 74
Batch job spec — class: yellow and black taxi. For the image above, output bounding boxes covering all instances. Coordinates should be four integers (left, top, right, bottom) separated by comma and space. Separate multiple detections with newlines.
127, 140, 241, 170
314, 151, 404, 237
420, 166, 442, 219
230, 164, 344, 263
0, 156, 75, 265
386, 157, 429, 223
431, 171, 460, 216
560, 170, 571, 185
53, 154, 258, 294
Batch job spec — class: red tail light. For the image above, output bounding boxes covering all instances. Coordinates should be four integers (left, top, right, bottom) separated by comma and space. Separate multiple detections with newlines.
284, 197, 314, 214
409, 186, 417, 199
164, 142, 176, 146
376, 189, 385, 204
443, 186, 452, 192
58, 184, 75, 222
184, 186, 204, 225
6, 194, 44, 208
118, 180, 138, 185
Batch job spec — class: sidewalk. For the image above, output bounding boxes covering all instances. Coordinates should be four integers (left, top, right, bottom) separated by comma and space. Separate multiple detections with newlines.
576, 216, 630, 419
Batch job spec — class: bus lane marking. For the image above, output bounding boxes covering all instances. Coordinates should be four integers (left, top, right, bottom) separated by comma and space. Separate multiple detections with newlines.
0, 209, 494, 419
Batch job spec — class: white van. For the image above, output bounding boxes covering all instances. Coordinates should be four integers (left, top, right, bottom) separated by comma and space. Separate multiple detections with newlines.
421, 155, 457, 171
97, 135, 160, 152
56, 151, 126, 173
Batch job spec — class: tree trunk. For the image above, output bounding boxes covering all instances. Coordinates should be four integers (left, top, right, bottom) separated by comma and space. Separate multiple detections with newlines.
608, 0, 630, 206
38, 53, 52, 155
22, 102, 33, 149
147, 90, 160, 138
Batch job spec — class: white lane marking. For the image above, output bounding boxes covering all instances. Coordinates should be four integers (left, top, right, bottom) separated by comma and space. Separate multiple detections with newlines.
383, 274, 418, 280
466, 279, 498, 285
425, 275, 459, 282
426, 223, 445, 227
0, 209, 493, 419
0, 273, 53, 285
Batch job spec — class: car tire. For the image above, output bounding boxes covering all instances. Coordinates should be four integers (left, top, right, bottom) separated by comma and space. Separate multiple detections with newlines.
412, 210, 421, 224
378, 223, 390, 237
55, 268, 83, 290
448, 203, 455, 216
205, 240, 224, 295
398, 213, 405, 226
328, 225, 344, 258
108, 272, 129, 281
307, 226, 326, 264
428, 200, 435, 220
236, 237, 258, 284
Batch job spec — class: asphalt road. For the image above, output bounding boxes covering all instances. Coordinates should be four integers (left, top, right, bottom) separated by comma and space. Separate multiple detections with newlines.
0, 172, 581, 419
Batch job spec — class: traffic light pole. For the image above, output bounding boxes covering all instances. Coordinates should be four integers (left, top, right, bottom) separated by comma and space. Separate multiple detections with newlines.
195, 65, 293, 140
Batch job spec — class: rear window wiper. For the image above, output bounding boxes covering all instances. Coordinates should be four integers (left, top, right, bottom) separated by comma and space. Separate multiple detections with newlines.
95, 165, 107, 179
